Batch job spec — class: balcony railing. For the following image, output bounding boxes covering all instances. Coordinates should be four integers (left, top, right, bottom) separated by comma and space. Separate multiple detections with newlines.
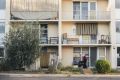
62, 11, 111, 20
62, 35, 111, 44
40, 37, 59, 44
0, 33, 4, 46
10, 11, 59, 20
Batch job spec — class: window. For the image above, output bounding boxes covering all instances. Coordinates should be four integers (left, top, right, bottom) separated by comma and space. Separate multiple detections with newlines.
81, 2, 88, 19
116, 21, 120, 33
116, 21, 120, 44
99, 47, 106, 60
73, 47, 81, 53
40, 24, 48, 44
73, 2, 80, 19
73, 47, 81, 65
0, 48, 4, 57
0, 23, 5, 33
90, 2, 96, 10
73, 2, 96, 20
115, 0, 120, 8
0, 0, 6, 9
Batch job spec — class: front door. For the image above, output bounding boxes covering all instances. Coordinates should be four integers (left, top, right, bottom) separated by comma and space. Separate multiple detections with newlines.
40, 53, 50, 68
117, 47, 120, 67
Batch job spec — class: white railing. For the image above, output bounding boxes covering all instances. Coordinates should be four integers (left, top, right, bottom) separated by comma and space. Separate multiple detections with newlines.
62, 11, 111, 20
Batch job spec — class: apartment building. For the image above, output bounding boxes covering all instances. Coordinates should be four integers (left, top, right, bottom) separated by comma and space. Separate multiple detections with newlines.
0, 0, 120, 70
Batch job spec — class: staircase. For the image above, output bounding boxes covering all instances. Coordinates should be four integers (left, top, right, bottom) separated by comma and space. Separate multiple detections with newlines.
82, 68, 93, 74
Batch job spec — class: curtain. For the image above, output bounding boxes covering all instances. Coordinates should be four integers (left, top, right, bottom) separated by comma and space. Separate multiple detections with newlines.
76, 23, 98, 35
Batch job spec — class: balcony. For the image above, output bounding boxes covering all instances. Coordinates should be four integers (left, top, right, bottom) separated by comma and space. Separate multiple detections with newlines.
10, 11, 59, 20
40, 37, 59, 45
62, 11, 111, 21
62, 34, 111, 45
0, 33, 4, 46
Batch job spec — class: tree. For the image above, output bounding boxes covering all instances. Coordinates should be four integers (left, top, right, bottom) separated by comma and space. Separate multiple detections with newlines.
4, 22, 41, 70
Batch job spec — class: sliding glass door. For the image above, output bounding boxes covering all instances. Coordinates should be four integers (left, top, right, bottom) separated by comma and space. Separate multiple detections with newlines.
81, 2, 88, 20
73, 2, 96, 20
73, 2, 80, 20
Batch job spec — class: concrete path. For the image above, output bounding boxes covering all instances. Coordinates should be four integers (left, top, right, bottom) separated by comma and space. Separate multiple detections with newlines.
0, 73, 120, 80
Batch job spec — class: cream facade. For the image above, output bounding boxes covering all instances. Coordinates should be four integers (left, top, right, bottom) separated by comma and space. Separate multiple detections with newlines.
0, 0, 120, 70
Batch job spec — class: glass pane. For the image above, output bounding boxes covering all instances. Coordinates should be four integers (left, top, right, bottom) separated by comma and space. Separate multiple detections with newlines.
0, 23, 5, 33
73, 2, 80, 19
73, 47, 81, 53
81, 2, 88, 19
115, 0, 120, 8
116, 21, 120, 33
0, 0, 6, 9
90, 2, 96, 10
91, 35, 97, 43
106, 47, 110, 61
99, 47, 105, 57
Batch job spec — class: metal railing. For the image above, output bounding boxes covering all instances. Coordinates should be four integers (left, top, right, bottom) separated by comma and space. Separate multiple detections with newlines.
40, 37, 59, 44
62, 35, 111, 44
10, 11, 59, 20
62, 11, 111, 20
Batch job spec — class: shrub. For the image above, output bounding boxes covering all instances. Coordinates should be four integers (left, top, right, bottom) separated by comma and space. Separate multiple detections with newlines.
95, 60, 111, 74
61, 66, 80, 72
57, 62, 63, 70
0, 58, 10, 71
4, 24, 40, 70
48, 64, 57, 73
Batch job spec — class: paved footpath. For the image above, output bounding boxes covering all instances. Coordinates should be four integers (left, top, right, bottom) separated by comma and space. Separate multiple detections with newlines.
0, 74, 120, 80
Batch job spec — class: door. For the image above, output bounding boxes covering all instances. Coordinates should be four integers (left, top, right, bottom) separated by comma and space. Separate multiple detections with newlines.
90, 47, 97, 67
117, 47, 120, 67
40, 53, 50, 68
73, 2, 80, 20
81, 2, 88, 20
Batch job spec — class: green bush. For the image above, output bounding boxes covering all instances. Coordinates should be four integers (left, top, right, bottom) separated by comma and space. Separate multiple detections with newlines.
61, 66, 80, 72
95, 60, 111, 74
0, 58, 10, 71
